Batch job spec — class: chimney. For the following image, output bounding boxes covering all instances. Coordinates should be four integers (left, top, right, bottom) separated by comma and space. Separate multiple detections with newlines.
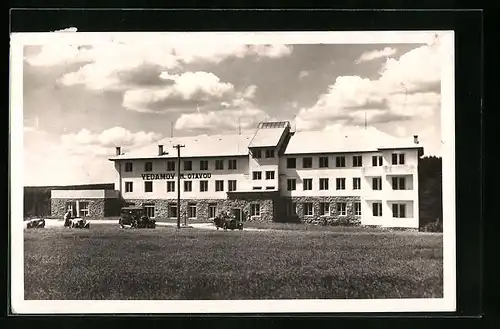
413, 135, 419, 144
115, 146, 121, 156
158, 144, 164, 156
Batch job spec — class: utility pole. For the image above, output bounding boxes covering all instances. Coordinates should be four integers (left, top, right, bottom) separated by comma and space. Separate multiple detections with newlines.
173, 144, 185, 229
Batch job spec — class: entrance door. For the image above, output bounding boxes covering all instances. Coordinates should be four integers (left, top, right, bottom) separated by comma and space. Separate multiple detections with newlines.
231, 208, 242, 222
66, 201, 77, 217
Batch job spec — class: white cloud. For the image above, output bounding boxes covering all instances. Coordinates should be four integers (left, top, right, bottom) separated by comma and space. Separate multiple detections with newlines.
356, 47, 397, 63
299, 70, 309, 79
60, 127, 163, 156
297, 45, 441, 131
123, 71, 235, 113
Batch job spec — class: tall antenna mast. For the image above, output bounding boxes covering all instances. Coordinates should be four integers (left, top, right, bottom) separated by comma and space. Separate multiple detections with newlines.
364, 111, 367, 130
238, 117, 241, 135
170, 122, 173, 138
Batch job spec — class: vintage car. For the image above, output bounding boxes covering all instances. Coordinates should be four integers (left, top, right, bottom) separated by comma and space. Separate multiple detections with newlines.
119, 206, 156, 229
26, 218, 45, 229
69, 217, 90, 229
214, 212, 243, 231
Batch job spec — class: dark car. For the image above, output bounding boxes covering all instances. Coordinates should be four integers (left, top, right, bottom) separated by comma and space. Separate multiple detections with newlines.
119, 207, 156, 229
26, 218, 45, 229
214, 212, 243, 231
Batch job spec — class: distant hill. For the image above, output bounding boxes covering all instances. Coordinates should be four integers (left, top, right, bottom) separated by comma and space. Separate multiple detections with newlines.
24, 183, 115, 218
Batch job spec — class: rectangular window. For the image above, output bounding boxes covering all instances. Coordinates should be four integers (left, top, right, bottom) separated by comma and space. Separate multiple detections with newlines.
200, 180, 208, 192
302, 157, 313, 168
372, 155, 383, 166
184, 181, 192, 192
228, 180, 237, 192
336, 178, 346, 190
144, 181, 153, 193
303, 203, 313, 216
353, 177, 361, 190
319, 156, 329, 168
144, 162, 153, 172
392, 204, 407, 218
265, 186, 274, 190
354, 202, 361, 216
287, 179, 296, 191
399, 153, 405, 165
287, 158, 296, 169
335, 156, 346, 168
167, 181, 175, 192
252, 186, 262, 190
287, 202, 297, 216
215, 159, 224, 170
319, 202, 330, 216
372, 177, 382, 190
66, 201, 77, 217
353, 155, 363, 167
228, 159, 237, 170
78, 202, 89, 217
168, 204, 178, 218
125, 181, 133, 192
392, 153, 398, 165
250, 203, 261, 217
215, 180, 224, 192
336, 202, 347, 216
253, 149, 262, 158
166, 160, 175, 171
252, 171, 262, 180
200, 160, 208, 171
144, 204, 155, 218
208, 204, 217, 219
184, 160, 192, 171
372, 202, 383, 216
303, 178, 313, 191
188, 203, 197, 219
319, 178, 329, 190
392, 177, 406, 190
125, 162, 133, 172
265, 149, 275, 158
265, 171, 275, 180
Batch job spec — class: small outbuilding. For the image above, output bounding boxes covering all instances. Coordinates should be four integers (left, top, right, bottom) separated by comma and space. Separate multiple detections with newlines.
51, 189, 120, 218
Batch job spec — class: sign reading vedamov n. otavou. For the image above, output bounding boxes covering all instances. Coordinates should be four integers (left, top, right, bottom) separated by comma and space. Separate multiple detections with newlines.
141, 173, 212, 180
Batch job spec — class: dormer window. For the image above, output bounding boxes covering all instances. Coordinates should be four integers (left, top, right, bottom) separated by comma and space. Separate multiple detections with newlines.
253, 149, 262, 158
265, 149, 275, 158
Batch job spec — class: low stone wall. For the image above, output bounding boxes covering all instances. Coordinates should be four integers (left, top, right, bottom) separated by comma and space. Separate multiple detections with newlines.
123, 198, 274, 222
51, 198, 105, 218
278, 196, 362, 226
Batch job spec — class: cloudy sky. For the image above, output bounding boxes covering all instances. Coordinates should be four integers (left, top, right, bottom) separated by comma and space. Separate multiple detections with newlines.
22, 38, 443, 186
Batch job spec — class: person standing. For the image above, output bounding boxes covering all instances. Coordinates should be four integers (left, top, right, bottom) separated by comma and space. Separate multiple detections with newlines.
64, 210, 72, 227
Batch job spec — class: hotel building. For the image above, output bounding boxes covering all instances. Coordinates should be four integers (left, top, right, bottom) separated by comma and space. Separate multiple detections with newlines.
103, 121, 423, 228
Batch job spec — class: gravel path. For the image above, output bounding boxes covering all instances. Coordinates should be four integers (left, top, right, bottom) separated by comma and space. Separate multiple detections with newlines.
31, 219, 271, 232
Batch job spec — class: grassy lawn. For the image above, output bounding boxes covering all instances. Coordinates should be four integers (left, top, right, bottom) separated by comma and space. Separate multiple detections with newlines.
24, 225, 443, 300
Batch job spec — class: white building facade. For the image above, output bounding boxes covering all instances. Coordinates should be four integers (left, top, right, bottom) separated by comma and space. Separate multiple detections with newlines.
109, 121, 423, 228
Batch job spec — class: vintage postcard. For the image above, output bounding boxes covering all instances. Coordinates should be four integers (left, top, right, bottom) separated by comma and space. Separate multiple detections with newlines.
10, 30, 456, 314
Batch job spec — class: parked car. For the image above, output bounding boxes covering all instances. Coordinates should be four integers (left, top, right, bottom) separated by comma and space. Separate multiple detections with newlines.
70, 217, 90, 229
214, 211, 243, 231
26, 218, 45, 229
119, 207, 156, 229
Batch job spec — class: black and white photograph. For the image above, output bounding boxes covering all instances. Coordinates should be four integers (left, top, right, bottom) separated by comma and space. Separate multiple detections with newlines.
10, 30, 456, 314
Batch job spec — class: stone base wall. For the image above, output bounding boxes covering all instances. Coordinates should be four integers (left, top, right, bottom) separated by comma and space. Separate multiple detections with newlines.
123, 198, 274, 222
276, 196, 362, 226
51, 198, 105, 218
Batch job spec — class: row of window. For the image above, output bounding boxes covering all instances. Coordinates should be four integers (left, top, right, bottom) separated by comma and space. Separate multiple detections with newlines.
125, 180, 239, 193
124, 153, 408, 173
285, 153, 406, 169
286, 177, 408, 191
288, 202, 408, 218
125, 159, 239, 173
252, 149, 275, 159
252, 171, 275, 180
141, 202, 408, 219
141, 203, 261, 219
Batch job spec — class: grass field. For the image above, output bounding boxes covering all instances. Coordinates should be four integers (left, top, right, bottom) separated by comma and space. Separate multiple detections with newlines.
24, 225, 443, 300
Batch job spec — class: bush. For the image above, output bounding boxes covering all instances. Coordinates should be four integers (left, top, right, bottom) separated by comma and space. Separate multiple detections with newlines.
420, 220, 443, 232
